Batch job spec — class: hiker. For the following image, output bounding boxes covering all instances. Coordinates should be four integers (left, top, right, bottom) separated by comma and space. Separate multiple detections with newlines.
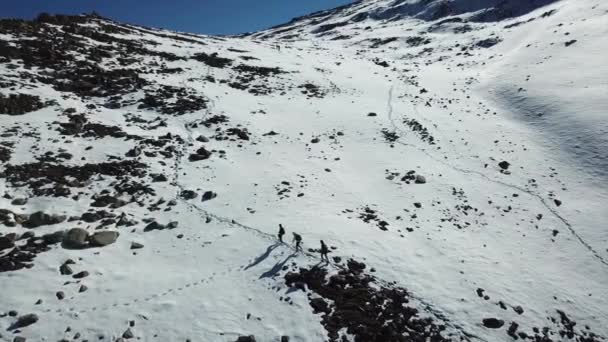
320, 240, 329, 261
293, 233, 302, 252
278, 224, 285, 242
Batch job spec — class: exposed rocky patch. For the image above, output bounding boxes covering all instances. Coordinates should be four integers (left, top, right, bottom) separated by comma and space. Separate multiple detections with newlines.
285, 260, 451, 342
1, 160, 147, 197
0, 94, 49, 115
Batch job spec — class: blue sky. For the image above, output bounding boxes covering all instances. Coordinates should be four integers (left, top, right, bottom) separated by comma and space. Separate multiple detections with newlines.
0, 0, 352, 35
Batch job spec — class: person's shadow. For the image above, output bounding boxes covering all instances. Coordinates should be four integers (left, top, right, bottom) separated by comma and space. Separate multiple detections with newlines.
259, 253, 297, 279
244, 242, 281, 270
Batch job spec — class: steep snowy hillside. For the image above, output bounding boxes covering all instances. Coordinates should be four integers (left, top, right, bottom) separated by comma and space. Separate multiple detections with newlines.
1, 0, 607, 341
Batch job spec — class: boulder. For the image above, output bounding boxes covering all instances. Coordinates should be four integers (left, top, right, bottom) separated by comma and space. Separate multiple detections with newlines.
498, 161, 510, 170
415, 175, 426, 184
482, 318, 505, 329
88, 231, 119, 247
130, 242, 144, 250
201, 191, 217, 202
23, 211, 66, 228
73, 271, 89, 279
63, 228, 89, 249
0, 235, 15, 251
11, 313, 39, 329
235, 336, 256, 342
144, 221, 166, 232
42, 230, 66, 245
180, 190, 198, 200
10, 198, 27, 206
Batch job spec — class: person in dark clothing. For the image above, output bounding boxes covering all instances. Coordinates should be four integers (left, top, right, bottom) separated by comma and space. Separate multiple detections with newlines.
293, 233, 302, 252
278, 224, 285, 243
320, 240, 329, 262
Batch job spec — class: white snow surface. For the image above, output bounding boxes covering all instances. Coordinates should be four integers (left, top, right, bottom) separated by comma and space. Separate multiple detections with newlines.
1, 0, 607, 341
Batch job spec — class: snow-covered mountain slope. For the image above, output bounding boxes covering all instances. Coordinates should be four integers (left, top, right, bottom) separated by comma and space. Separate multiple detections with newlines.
1, 0, 607, 341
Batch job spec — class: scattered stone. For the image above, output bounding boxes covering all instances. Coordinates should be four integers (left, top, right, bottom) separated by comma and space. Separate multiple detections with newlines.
10, 313, 39, 330
130, 242, 144, 249
189, 147, 212, 161
554, 199, 562, 207
235, 336, 256, 342
56, 291, 65, 300
59, 263, 73, 276
63, 228, 89, 249
88, 231, 119, 247
498, 161, 510, 170
10, 198, 27, 206
144, 221, 166, 232
79, 285, 88, 293
513, 305, 524, 315
180, 190, 198, 200
23, 211, 66, 228
415, 175, 426, 184
73, 271, 89, 279
122, 328, 134, 339
201, 191, 217, 202
482, 318, 504, 329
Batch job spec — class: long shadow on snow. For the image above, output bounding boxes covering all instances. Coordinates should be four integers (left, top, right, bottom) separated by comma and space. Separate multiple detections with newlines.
244, 242, 281, 270
259, 253, 297, 279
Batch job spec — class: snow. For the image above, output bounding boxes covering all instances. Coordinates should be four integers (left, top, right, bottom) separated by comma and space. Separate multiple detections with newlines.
1, 0, 607, 341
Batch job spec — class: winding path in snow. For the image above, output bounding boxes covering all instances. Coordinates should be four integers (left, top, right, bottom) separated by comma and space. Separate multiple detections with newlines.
386, 83, 608, 267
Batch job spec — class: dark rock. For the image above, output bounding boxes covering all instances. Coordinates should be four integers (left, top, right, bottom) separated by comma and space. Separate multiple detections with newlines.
0, 236, 15, 251
8, 310, 18, 317
42, 230, 66, 245
73, 271, 89, 279
513, 305, 524, 315
414, 202, 422, 208
11, 198, 28, 206
367, 112, 377, 117
235, 336, 256, 342
189, 147, 212, 161
56, 291, 65, 300
63, 228, 89, 249
180, 190, 198, 200
125, 147, 141, 158
507, 322, 519, 337
13, 336, 26, 342
122, 328, 134, 339
415, 175, 426, 184
59, 263, 73, 275
201, 191, 217, 202
482, 318, 504, 329
498, 161, 510, 170
10, 313, 39, 329
79, 285, 88, 293
310, 297, 330, 314
196, 135, 209, 142
554, 199, 562, 207
130, 242, 144, 249
23, 211, 66, 228
280, 337, 289, 342
144, 221, 165, 232
88, 231, 119, 247
167, 221, 179, 229
151, 173, 168, 182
